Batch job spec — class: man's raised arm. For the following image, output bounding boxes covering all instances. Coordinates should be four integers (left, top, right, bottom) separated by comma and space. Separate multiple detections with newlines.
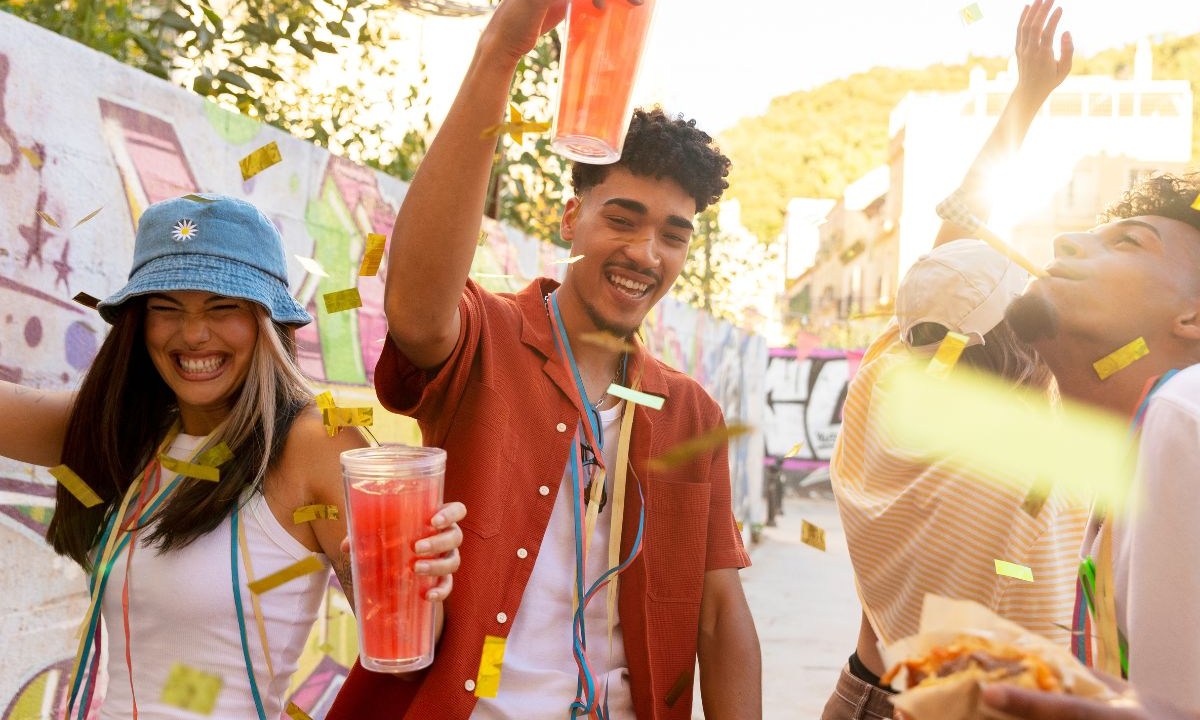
383, 0, 568, 369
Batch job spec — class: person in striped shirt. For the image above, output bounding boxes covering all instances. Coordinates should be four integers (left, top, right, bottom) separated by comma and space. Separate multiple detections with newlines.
820, 3, 1089, 718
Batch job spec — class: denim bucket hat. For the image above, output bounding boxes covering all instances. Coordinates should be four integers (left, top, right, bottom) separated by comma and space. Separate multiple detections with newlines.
97, 194, 312, 326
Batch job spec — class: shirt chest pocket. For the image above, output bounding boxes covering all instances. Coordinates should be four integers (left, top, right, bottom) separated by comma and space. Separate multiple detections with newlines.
644, 478, 710, 603
442, 396, 512, 539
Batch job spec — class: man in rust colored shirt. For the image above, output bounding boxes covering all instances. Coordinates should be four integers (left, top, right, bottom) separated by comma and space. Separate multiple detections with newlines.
326, 1, 760, 718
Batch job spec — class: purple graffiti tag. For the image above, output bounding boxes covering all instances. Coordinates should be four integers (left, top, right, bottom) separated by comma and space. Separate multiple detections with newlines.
19, 188, 54, 269
52, 238, 73, 290
0, 54, 18, 175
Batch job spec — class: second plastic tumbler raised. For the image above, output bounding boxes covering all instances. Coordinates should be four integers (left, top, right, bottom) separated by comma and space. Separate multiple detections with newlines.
551, 0, 659, 164
341, 445, 445, 674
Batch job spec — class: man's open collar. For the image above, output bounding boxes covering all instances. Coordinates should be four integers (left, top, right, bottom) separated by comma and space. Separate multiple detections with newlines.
516, 277, 669, 399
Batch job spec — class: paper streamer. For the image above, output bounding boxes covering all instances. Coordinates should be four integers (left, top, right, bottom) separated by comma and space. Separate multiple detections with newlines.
322, 407, 373, 431
578, 332, 637, 354
784, 442, 805, 459
801, 520, 826, 551
285, 702, 314, 720
1092, 337, 1149, 381
48, 465, 103, 508
20, 146, 43, 169
359, 233, 386, 276
314, 391, 335, 410
649, 424, 753, 471
239, 141, 282, 181
73, 207, 103, 228
926, 331, 969, 379
36, 210, 60, 228
606, 383, 665, 411
196, 442, 234, 468
72, 292, 100, 309
880, 362, 1133, 509
292, 504, 339, 524
159, 454, 220, 482
247, 555, 325, 595
295, 255, 329, 278
1191, 194, 1200, 211
481, 106, 551, 144
473, 635, 507, 698
160, 663, 222, 715
1021, 478, 1052, 518
323, 288, 362, 314
994, 559, 1034, 582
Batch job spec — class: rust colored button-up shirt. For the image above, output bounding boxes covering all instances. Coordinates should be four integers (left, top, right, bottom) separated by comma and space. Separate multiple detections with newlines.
327, 278, 750, 720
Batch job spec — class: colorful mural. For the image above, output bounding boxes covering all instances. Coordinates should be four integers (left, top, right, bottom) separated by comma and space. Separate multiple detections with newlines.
0, 12, 765, 718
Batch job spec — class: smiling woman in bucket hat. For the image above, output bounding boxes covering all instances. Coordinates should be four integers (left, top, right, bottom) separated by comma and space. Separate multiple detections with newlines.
0, 194, 464, 719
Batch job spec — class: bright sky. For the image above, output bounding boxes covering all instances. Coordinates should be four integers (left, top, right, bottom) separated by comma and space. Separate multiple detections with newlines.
392, 0, 1200, 136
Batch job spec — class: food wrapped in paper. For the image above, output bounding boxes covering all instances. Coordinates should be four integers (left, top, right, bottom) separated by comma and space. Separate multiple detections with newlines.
880, 595, 1117, 720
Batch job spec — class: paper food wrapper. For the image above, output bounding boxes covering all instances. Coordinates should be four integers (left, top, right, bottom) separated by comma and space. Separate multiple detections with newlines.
881, 595, 1117, 720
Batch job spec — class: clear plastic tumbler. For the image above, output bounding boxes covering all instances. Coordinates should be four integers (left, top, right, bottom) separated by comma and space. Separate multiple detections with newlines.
551, 0, 659, 164
341, 445, 445, 673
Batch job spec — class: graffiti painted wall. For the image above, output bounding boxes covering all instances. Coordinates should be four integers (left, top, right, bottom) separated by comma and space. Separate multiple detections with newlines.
0, 12, 765, 719
762, 348, 852, 472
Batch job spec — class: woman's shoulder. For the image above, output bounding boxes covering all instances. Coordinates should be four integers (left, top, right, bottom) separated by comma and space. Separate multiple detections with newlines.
278, 404, 369, 488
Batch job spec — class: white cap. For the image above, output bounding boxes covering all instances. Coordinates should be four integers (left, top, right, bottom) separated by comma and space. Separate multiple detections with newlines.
895, 239, 1030, 348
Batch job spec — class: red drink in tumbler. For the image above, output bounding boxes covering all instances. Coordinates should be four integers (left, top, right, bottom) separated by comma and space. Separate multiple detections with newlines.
341, 446, 444, 673
551, 0, 659, 164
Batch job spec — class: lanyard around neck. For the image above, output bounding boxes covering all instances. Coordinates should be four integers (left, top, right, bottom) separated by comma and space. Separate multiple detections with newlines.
547, 291, 645, 719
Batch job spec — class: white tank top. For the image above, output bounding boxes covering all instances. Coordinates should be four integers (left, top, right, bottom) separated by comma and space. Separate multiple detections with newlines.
99, 434, 330, 719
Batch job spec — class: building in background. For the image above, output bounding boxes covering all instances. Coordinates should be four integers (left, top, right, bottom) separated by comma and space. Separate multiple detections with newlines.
780, 41, 1194, 347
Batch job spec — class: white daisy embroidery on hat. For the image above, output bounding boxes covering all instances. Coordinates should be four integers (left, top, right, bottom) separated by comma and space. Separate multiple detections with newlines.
172, 219, 198, 243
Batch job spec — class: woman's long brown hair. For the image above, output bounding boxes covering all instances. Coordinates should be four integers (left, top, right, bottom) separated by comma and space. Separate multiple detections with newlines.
47, 299, 308, 571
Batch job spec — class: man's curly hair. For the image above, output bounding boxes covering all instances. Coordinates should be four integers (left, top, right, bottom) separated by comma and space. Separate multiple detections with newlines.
1100, 172, 1200, 236
570, 107, 730, 213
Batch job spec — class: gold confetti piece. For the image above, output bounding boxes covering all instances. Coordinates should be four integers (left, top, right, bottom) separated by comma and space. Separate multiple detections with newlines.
36, 210, 60, 228
322, 407, 373, 431
649, 423, 753, 471
48, 465, 102, 508
481, 105, 551, 144
239, 141, 282, 182
182, 193, 217, 203
994, 559, 1034, 582
478, 230, 488, 244
552, 255, 585, 265
295, 255, 329, 278
293, 504, 339, 524
474, 635, 507, 699
358, 233, 386, 277
159, 454, 220, 482
196, 442, 234, 468
926, 331, 969, 378
1192, 194, 1200, 211
72, 292, 100, 309
578, 331, 638, 354
247, 555, 325, 594
606, 383, 665, 411
161, 663, 222, 715
314, 391, 335, 410
285, 702, 313, 720
881, 362, 1134, 509
784, 442, 805, 459
960, 2, 984, 24
1021, 478, 1052, 518
19, 146, 43, 169
1092, 337, 1149, 381
72, 207, 103, 228
801, 520, 826, 551
317, 642, 334, 654
323, 288, 362, 314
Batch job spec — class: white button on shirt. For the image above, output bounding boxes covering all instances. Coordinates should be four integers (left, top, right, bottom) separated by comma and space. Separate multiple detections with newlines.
496, 612, 508, 624
465, 679, 476, 692
556, 422, 568, 432
539, 485, 550, 496
517, 548, 529, 559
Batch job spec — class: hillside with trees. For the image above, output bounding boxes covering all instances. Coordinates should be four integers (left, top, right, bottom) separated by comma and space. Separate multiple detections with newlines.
721, 34, 1200, 242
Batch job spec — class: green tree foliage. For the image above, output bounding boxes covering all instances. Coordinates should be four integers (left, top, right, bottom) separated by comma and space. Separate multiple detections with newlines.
1, 0, 433, 179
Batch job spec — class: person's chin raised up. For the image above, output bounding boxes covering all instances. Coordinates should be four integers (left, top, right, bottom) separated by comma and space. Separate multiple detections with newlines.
1005, 293, 1060, 343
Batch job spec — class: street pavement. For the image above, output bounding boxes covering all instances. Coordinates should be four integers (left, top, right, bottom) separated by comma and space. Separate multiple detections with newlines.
693, 493, 863, 719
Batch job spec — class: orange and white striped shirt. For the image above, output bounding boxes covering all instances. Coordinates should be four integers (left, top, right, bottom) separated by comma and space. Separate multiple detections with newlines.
831, 325, 1088, 647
